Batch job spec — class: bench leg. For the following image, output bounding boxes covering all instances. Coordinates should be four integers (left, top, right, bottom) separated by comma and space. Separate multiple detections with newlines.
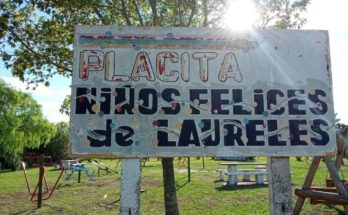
256, 174, 264, 184
227, 175, 237, 185
219, 171, 225, 181
87, 175, 95, 181
86, 169, 95, 181
64, 169, 73, 180
227, 166, 237, 185
243, 175, 251, 181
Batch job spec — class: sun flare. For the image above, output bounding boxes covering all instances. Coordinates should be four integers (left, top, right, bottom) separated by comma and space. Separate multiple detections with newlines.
223, 0, 258, 31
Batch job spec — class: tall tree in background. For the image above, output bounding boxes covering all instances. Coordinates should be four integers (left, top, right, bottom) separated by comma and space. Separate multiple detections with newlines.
0, 79, 56, 170
24, 122, 69, 162
0, 0, 310, 213
45, 122, 69, 161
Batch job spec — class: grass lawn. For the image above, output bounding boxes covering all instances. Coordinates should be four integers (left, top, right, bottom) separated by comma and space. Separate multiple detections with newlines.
0, 157, 346, 214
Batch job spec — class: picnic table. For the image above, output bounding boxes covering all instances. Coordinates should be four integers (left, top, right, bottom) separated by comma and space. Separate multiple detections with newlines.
61, 159, 80, 169
218, 162, 267, 185
61, 160, 95, 183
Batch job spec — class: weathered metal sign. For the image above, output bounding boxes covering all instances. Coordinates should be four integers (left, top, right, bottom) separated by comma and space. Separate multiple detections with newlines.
70, 26, 336, 157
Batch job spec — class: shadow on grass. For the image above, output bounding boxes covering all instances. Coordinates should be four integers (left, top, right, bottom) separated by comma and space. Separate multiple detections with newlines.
215, 183, 268, 191
56, 183, 73, 189
142, 165, 155, 168
176, 181, 190, 191
98, 198, 120, 210
0, 169, 15, 174
12, 208, 36, 215
47, 168, 63, 172
106, 199, 120, 205
326, 205, 345, 215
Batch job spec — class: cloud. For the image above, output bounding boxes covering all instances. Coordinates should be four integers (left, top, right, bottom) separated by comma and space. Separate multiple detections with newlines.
41, 102, 69, 123
0, 76, 70, 97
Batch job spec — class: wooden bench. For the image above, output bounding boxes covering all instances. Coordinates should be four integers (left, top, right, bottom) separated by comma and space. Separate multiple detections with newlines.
255, 165, 267, 170
225, 169, 267, 185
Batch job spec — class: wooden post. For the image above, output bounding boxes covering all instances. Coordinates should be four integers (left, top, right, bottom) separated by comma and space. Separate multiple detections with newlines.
37, 154, 44, 208
293, 157, 321, 214
78, 170, 81, 183
162, 157, 179, 215
324, 157, 348, 214
267, 157, 292, 215
120, 159, 141, 215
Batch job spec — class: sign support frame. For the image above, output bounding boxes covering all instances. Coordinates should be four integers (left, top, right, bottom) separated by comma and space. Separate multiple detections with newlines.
268, 157, 293, 215
120, 159, 141, 215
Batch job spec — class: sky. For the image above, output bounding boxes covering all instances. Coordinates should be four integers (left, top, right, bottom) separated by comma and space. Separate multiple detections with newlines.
302, 0, 348, 124
0, 0, 348, 124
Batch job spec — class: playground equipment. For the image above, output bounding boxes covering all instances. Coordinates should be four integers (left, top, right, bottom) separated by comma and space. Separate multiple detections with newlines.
60, 159, 95, 182
294, 125, 348, 214
21, 155, 53, 167
21, 160, 64, 202
82, 159, 118, 176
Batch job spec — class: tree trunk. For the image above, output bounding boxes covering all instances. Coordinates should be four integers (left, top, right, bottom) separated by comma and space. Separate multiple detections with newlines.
162, 157, 179, 215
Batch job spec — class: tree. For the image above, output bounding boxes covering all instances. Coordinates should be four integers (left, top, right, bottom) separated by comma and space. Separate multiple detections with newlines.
0, 0, 310, 212
162, 157, 179, 215
24, 122, 70, 162
0, 79, 56, 170
255, 0, 310, 29
45, 122, 69, 161
0, 0, 310, 86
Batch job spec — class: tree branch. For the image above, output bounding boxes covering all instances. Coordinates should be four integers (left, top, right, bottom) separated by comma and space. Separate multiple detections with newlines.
186, 1, 196, 27
206, 13, 224, 27
94, 7, 108, 25
202, 0, 208, 27
120, 0, 132, 25
149, 0, 159, 26
133, 0, 144, 26
178, 0, 183, 26
7, 27, 72, 73
259, 15, 275, 28
172, 1, 178, 26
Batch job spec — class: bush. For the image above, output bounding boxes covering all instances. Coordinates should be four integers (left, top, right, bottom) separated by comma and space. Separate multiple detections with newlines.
45, 122, 69, 161
5, 154, 21, 171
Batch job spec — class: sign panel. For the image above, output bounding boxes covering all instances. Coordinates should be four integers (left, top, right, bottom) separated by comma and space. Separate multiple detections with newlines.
70, 26, 336, 157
